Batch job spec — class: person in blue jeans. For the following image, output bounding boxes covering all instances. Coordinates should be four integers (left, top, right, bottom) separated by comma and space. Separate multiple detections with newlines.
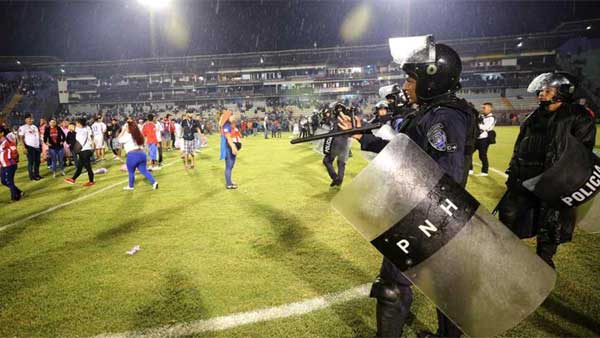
219, 110, 241, 189
43, 118, 66, 178
0, 126, 23, 201
119, 119, 158, 191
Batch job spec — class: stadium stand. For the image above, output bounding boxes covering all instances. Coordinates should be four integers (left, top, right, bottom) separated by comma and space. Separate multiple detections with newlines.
0, 19, 598, 124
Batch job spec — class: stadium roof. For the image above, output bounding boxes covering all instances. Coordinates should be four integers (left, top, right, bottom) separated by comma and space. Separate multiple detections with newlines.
0, 19, 598, 75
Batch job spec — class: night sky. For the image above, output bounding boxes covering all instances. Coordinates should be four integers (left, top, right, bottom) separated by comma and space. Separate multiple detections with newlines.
0, 0, 599, 61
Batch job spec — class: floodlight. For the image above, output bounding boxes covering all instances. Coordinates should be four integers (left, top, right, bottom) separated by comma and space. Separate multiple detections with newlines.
138, 0, 172, 11
586, 25, 592, 30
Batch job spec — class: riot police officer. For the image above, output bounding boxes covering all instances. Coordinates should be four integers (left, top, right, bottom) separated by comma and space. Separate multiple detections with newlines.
339, 42, 478, 338
496, 71, 596, 269
372, 100, 390, 123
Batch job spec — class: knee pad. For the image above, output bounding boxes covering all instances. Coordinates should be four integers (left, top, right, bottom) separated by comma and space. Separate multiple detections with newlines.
370, 277, 412, 307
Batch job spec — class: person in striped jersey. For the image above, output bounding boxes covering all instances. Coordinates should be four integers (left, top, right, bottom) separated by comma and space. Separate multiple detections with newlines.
0, 125, 23, 202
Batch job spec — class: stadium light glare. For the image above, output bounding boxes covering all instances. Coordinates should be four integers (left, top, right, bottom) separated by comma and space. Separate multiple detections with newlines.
138, 0, 172, 11
16, 59, 21, 65
586, 25, 592, 30
517, 42, 523, 48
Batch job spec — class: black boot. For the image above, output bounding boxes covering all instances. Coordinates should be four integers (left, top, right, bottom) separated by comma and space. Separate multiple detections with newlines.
371, 277, 412, 338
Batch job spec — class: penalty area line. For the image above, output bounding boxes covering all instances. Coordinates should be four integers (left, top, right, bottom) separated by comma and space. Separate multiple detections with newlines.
91, 283, 371, 338
0, 160, 178, 233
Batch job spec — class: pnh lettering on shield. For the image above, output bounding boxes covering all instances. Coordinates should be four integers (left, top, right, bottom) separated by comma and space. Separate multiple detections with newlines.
561, 164, 600, 207
395, 198, 458, 254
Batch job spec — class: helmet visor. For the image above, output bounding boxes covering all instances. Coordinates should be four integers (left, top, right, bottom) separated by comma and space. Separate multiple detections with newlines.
389, 35, 436, 67
527, 72, 573, 93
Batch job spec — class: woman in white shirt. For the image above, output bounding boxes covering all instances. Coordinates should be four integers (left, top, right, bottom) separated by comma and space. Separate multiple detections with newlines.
118, 119, 158, 190
64, 118, 95, 186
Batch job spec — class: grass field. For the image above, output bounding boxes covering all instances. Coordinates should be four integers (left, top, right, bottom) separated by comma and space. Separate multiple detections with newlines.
0, 126, 599, 338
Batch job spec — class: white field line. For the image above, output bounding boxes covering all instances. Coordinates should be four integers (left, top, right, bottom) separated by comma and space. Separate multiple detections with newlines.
3, 157, 507, 338
91, 284, 371, 338
0, 161, 178, 233
472, 162, 508, 178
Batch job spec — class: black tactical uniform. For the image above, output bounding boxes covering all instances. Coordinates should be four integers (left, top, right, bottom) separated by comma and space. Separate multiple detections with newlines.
498, 83, 596, 268
359, 43, 478, 338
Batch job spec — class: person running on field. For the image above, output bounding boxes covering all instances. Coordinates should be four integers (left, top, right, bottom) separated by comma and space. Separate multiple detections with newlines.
119, 118, 158, 191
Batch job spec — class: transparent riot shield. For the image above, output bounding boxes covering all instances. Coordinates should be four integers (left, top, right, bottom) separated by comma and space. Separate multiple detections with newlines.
522, 133, 600, 233
361, 124, 398, 161
332, 133, 556, 337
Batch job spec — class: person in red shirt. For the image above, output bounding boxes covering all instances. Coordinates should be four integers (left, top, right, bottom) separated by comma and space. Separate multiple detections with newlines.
141, 114, 159, 170
0, 126, 23, 201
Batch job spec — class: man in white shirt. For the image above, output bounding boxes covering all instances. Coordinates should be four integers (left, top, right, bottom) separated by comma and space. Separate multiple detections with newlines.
91, 115, 107, 161
470, 102, 496, 176
18, 113, 43, 180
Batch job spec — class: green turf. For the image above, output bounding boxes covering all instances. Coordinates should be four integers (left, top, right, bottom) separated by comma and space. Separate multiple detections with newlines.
0, 127, 599, 338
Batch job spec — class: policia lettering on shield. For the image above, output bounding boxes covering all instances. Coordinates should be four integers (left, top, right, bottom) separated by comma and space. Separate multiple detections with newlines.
338, 36, 479, 338
496, 71, 597, 269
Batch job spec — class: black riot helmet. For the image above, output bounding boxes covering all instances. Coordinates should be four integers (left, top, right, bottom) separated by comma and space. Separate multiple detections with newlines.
527, 71, 578, 105
401, 43, 462, 102
378, 84, 408, 113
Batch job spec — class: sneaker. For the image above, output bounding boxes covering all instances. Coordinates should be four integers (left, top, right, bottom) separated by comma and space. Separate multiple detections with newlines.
153, 166, 162, 171
152, 182, 159, 190
64, 178, 75, 184
61, 171, 66, 176
123, 186, 134, 191
53, 172, 56, 178
468, 170, 474, 175
478, 173, 489, 177
226, 185, 237, 190
83, 181, 95, 187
